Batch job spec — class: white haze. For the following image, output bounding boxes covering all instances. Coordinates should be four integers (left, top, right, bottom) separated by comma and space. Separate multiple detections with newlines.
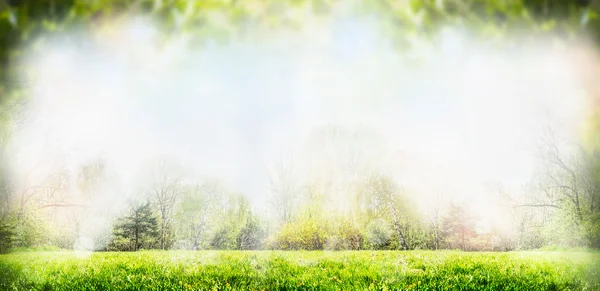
6, 14, 591, 248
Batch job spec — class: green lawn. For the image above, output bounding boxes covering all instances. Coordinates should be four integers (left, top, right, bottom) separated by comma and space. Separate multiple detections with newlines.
0, 250, 599, 290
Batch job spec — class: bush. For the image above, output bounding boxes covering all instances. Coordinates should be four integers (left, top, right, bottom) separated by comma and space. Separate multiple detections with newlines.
326, 219, 366, 251
210, 227, 238, 250
49, 228, 77, 250
274, 218, 330, 250
583, 213, 600, 248
236, 217, 265, 250
366, 218, 392, 250
0, 216, 14, 254
12, 211, 48, 249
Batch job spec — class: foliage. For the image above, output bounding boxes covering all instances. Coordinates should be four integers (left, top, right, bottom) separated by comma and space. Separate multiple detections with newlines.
0, 215, 14, 254
0, 0, 596, 96
146, 159, 185, 250
441, 203, 478, 251
362, 174, 419, 250
273, 217, 330, 250
522, 129, 600, 248
209, 193, 259, 250
583, 212, 600, 248
11, 211, 48, 249
109, 201, 159, 251
0, 250, 599, 290
173, 181, 223, 250
236, 216, 265, 250
326, 218, 366, 251
47, 226, 77, 250
365, 218, 392, 250
209, 226, 238, 250
390, 223, 430, 251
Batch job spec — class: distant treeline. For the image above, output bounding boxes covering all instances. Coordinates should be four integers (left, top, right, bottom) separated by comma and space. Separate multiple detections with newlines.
0, 146, 598, 253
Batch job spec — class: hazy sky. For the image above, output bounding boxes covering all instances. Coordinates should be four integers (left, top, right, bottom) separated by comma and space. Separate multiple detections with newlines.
6, 16, 589, 232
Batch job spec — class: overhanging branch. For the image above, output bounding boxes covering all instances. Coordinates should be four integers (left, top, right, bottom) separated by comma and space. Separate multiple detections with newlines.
514, 204, 562, 209
38, 203, 90, 209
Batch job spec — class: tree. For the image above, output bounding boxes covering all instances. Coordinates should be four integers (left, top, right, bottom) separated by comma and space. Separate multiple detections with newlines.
111, 201, 158, 251
0, 108, 12, 218
147, 159, 184, 250
268, 154, 300, 225
363, 174, 409, 250
508, 125, 600, 247
9, 135, 71, 215
11, 209, 47, 249
365, 218, 392, 250
237, 215, 265, 250
210, 193, 256, 250
174, 180, 223, 250
0, 215, 14, 253
427, 196, 443, 250
441, 203, 477, 251
0, 172, 10, 219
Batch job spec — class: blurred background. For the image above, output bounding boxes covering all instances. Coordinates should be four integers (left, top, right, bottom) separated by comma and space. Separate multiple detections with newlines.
1, 0, 600, 253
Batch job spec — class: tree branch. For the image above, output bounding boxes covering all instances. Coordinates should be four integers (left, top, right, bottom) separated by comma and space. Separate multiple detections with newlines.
38, 203, 89, 209
514, 204, 562, 209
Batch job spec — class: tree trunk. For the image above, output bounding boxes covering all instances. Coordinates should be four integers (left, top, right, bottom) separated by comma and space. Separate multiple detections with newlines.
433, 225, 439, 250
160, 206, 167, 250
134, 211, 139, 251
388, 194, 408, 250
134, 227, 139, 251
192, 207, 208, 250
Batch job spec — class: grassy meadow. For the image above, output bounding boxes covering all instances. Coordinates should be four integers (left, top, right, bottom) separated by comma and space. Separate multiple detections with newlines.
0, 250, 599, 290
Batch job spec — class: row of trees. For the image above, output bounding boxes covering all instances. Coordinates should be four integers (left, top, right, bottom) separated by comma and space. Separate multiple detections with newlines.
0, 122, 518, 253
0, 130, 598, 253
108, 196, 266, 252
99, 172, 493, 252
0, 121, 599, 252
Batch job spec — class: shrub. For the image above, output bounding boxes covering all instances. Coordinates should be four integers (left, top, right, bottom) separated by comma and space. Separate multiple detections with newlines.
0, 216, 14, 254
12, 211, 48, 249
326, 219, 366, 251
210, 227, 237, 250
236, 217, 265, 250
274, 218, 330, 250
366, 218, 392, 250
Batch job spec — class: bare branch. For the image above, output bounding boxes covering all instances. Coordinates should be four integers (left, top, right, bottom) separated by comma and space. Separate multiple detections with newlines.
514, 204, 562, 209
38, 203, 89, 209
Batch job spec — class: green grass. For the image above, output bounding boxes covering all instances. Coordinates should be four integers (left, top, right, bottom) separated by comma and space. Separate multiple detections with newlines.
0, 250, 599, 290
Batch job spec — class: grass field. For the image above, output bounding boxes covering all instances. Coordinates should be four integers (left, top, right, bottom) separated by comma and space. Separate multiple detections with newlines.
0, 250, 599, 290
